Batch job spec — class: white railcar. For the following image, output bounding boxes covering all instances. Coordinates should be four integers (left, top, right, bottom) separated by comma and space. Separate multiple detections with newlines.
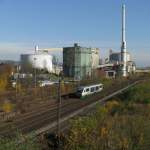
76, 83, 103, 98
38, 80, 55, 87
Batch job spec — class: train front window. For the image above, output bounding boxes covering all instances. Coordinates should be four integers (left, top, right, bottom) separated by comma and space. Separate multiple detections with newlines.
86, 88, 89, 92
77, 89, 83, 93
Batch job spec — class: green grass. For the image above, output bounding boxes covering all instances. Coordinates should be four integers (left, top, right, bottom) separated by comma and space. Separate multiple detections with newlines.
118, 81, 150, 103
64, 80, 150, 150
0, 133, 40, 150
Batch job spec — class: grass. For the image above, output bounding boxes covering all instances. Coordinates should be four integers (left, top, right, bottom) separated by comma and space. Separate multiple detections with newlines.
117, 80, 150, 103
64, 80, 150, 150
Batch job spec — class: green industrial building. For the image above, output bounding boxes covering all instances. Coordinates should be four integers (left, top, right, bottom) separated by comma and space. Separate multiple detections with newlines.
63, 43, 92, 80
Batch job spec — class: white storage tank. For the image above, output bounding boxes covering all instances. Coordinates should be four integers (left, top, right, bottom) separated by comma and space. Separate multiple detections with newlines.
21, 48, 53, 73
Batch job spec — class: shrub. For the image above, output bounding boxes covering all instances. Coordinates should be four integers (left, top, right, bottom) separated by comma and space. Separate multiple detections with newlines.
65, 101, 150, 150
0, 133, 41, 150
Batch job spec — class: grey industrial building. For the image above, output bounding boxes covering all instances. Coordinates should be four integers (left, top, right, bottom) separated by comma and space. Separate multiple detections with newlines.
109, 50, 131, 64
108, 50, 136, 76
63, 43, 99, 79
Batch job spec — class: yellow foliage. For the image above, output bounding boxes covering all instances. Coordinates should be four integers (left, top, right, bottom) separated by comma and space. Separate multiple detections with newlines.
16, 83, 22, 92
119, 137, 129, 150
0, 75, 8, 92
0, 64, 14, 92
2, 101, 14, 113
100, 127, 108, 138
105, 100, 120, 111
97, 106, 108, 115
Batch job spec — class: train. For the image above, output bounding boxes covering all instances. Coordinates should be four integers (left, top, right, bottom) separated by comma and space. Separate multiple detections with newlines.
76, 83, 103, 98
38, 80, 57, 87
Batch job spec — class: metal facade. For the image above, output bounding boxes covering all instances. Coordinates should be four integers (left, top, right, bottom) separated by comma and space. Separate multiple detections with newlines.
63, 44, 92, 79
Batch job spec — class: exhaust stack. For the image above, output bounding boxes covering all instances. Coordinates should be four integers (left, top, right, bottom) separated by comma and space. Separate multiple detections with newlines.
121, 4, 127, 77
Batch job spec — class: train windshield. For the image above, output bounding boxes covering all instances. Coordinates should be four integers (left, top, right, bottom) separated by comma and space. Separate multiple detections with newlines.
77, 88, 83, 93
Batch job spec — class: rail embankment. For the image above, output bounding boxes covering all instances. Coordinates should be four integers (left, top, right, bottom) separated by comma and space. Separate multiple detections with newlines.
64, 80, 150, 150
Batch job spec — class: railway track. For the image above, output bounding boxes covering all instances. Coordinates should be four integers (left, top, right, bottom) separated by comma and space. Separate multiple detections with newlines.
0, 79, 143, 137
33, 80, 141, 135
0, 98, 82, 135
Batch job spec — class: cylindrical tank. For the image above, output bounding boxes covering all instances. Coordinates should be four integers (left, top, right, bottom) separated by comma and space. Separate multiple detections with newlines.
21, 53, 53, 73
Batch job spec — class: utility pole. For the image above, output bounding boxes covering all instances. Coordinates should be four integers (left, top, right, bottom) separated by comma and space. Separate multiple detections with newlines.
57, 73, 62, 149
15, 65, 20, 97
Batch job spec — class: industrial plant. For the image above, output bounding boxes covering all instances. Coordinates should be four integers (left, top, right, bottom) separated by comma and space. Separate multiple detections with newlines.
119, 4, 136, 76
62, 4, 136, 79
98, 4, 136, 78
63, 43, 99, 79
1, 2, 150, 149
18, 4, 136, 81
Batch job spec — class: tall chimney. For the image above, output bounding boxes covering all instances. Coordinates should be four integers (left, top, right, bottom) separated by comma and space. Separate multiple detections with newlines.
121, 4, 127, 77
